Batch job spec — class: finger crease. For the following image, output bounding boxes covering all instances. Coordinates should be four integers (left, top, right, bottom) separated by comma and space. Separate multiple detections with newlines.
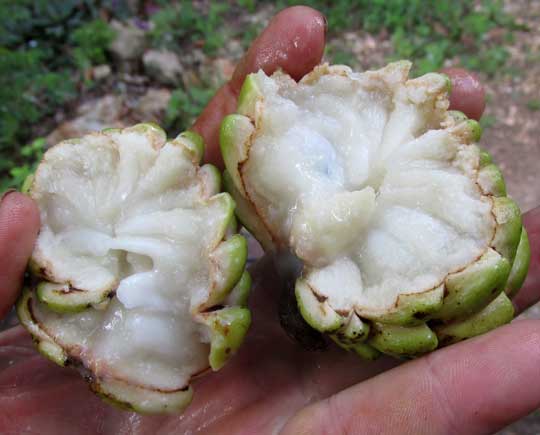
423, 355, 461, 435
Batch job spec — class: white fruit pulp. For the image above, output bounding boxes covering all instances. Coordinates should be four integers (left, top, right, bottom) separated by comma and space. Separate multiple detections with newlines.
31, 131, 226, 389
243, 68, 494, 312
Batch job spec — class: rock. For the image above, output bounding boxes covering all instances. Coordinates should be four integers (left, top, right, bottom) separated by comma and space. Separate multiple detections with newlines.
131, 88, 171, 122
182, 70, 202, 88
143, 49, 184, 86
109, 20, 146, 62
213, 58, 235, 82
46, 95, 126, 145
91, 64, 111, 81
200, 57, 235, 88
119, 73, 148, 85
223, 39, 244, 61
182, 48, 206, 68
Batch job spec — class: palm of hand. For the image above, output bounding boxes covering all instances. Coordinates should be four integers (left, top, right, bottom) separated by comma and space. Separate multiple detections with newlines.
0, 257, 396, 434
1, 6, 539, 435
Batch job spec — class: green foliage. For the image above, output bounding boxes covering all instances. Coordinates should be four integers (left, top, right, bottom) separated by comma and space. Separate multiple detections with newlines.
150, 1, 229, 55
0, 0, 107, 190
277, 0, 519, 76
236, 0, 257, 13
70, 20, 115, 70
326, 47, 357, 66
0, 0, 524, 192
526, 100, 540, 111
479, 114, 497, 130
164, 85, 216, 136
461, 47, 509, 77
241, 22, 263, 49
0, 47, 76, 155
0, 0, 83, 47
1, 138, 45, 192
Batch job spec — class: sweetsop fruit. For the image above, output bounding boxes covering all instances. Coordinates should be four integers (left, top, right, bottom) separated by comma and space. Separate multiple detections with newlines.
221, 61, 530, 359
17, 124, 251, 413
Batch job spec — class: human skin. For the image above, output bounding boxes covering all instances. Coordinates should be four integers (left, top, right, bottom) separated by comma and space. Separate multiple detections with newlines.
1, 6, 539, 434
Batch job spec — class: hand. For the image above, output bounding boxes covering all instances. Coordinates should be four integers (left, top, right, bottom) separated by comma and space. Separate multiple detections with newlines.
0, 6, 538, 434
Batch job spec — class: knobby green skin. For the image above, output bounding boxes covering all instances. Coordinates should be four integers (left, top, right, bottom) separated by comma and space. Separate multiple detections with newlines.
17, 124, 253, 414
36, 282, 103, 314
221, 66, 531, 360
202, 307, 252, 370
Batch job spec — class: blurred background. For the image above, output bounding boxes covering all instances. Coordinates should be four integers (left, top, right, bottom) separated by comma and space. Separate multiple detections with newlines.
0, 1, 538, 432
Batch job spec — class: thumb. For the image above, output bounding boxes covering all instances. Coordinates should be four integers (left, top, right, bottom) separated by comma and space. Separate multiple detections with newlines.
0, 192, 40, 318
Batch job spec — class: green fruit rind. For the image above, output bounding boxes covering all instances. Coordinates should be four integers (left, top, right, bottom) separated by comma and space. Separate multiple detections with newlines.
101, 127, 122, 134
225, 213, 239, 238
448, 110, 467, 124
491, 197, 523, 262
478, 163, 507, 197
237, 74, 263, 116
332, 313, 370, 345
220, 114, 254, 194
36, 281, 110, 314
331, 336, 381, 360
92, 377, 194, 415
223, 169, 275, 251
175, 130, 205, 164
124, 122, 167, 148
199, 163, 222, 198
16, 288, 68, 366
452, 119, 482, 143
349, 342, 381, 360
203, 234, 247, 309
225, 270, 252, 307
21, 173, 34, 194
468, 120, 483, 142
363, 285, 444, 326
207, 192, 236, 246
435, 292, 514, 346
295, 279, 344, 332
435, 248, 511, 322
201, 307, 251, 371
438, 73, 452, 94
506, 227, 531, 298
479, 147, 494, 167
368, 322, 438, 357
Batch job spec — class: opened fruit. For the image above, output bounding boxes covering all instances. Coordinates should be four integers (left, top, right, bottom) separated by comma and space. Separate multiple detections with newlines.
221, 61, 530, 359
18, 124, 251, 413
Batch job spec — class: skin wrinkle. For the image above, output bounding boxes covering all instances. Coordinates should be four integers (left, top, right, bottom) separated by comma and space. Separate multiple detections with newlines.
326, 394, 355, 435
421, 354, 462, 435
281, 321, 540, 435
0, 193, 40, 318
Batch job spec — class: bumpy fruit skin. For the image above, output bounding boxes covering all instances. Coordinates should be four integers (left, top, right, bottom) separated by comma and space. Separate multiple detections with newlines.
18, 124, 252, 413
221, 62, 530, 359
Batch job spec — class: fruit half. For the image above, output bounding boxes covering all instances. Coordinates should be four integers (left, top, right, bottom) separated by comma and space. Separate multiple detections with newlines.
221, 61, 529, 358
18, 124, 251, 413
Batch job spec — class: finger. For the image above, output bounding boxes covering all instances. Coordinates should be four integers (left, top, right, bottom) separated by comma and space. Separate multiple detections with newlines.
192, 6, 326, 167
511, 206, 540, 314
0, 192, 40, 318
283, 319, 540, 435
441, 67, 486, 121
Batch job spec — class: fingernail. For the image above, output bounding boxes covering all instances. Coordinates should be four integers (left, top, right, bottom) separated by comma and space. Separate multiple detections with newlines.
1, 189, 16, 204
